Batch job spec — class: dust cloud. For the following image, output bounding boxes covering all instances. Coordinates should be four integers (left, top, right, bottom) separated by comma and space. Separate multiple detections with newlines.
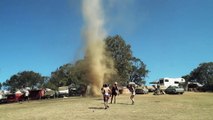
82, 0, 116, 96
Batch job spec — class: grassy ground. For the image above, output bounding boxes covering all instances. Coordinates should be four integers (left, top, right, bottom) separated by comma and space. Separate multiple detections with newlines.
0, 92, 213, 120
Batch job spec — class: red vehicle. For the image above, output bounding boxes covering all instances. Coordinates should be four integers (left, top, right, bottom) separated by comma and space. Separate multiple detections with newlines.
7, 93, 24, 102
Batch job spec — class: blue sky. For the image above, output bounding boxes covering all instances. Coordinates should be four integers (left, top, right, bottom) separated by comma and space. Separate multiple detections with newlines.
0, 0, 212, 85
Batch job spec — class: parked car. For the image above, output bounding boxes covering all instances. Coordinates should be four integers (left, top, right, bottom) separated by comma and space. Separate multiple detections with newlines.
165, 86, 184, 94
58, 86, 69, 97
135, 86, 149, 94
0, 94, 7, 103
44, 88, 56, 98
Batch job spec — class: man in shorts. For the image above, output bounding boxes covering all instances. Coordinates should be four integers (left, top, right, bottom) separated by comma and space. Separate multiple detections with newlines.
128, 83, 136, 105
102, 84, 111, 109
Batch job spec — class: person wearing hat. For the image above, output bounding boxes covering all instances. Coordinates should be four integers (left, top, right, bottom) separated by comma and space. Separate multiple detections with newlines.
110, 82, 119, 104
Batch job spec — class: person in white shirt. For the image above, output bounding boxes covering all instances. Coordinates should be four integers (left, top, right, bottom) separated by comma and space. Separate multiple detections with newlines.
101, 84, 111, 109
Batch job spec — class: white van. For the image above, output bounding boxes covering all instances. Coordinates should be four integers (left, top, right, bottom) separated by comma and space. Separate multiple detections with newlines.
155, 78, 185, 90
58, 86, 69, 97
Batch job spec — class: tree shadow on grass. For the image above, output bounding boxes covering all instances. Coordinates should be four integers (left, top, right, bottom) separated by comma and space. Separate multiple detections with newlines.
88, 107, 105, 109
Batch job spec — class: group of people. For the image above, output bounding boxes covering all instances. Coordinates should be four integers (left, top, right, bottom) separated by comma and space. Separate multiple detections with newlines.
101, 82, 136, 109
152, 84, 165, 95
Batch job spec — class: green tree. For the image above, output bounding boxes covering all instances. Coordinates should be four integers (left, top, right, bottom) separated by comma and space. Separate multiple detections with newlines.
189, 62, 213, 91
130, 57, 149, 85
3, 71, 44, 91
48, 64, 73, 89
105, 35, 132, 85
105, 35, 149, 85
48, 61, 89, 90
49, 35, 149, 89
68, 60, 89, 85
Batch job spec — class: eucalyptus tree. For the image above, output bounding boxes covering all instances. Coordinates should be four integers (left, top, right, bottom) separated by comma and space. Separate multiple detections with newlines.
105, 35, 149, 85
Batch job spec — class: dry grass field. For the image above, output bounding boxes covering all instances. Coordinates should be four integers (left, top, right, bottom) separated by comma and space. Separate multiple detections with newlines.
0, 92, 213, 120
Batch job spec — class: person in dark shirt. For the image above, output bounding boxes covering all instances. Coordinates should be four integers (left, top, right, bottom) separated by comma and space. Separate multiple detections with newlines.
110, 82, 119, 104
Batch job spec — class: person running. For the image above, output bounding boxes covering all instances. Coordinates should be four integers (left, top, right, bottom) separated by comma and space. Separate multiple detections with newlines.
128, 84, 136, 105
110, 82, 119, 104
101, 84, 111, 109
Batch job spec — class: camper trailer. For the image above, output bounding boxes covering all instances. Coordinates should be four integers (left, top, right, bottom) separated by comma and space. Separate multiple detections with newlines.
152, 78, 185, 90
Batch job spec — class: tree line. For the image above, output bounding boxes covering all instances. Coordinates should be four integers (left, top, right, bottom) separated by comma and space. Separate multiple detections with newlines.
1, 35, 212, 91
182, 62, 213, 91
1, 35, 149, 91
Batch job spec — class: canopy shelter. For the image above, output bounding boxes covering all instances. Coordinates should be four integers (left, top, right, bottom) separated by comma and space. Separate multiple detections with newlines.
149, 81, 159, 84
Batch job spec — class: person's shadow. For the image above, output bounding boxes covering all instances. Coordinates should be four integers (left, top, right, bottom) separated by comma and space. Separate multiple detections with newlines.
116, 103, 131, 105
88, 107, 105, 109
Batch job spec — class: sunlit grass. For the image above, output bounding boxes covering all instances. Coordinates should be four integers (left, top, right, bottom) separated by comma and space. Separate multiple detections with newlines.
0, 92, 212, 120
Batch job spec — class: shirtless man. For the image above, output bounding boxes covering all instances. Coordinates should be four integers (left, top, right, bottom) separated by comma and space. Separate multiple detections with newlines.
102, 84, 111, 109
